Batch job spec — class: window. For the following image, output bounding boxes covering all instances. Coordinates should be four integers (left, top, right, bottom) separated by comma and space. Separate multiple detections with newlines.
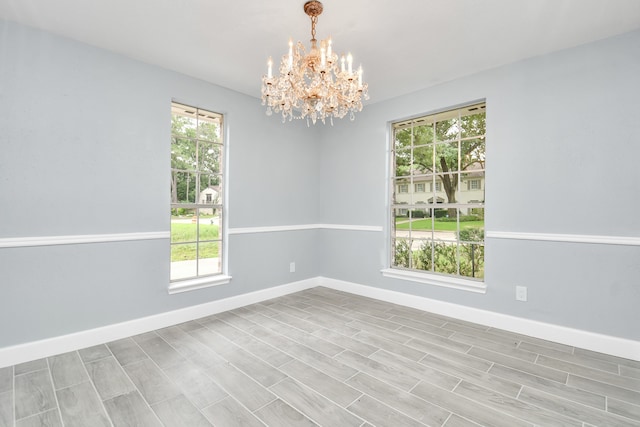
389, 102, 486, 283
415, 183, 425, 193
398, 184, 409, 193
170, 102, 227, 287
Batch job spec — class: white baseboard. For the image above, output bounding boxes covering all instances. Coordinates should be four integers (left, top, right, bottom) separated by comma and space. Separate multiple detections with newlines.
318, 277, 640, 362
0, 278, 317, 368
2, 276, 638, 367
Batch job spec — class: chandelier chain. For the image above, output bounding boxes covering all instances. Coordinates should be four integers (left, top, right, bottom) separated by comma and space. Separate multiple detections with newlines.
310, 15, 317, 41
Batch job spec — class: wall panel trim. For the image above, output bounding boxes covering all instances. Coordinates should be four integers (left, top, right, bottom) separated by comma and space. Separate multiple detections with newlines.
229, 223, 383, 234
487, 231, 640, 246
0, 231, 169, 248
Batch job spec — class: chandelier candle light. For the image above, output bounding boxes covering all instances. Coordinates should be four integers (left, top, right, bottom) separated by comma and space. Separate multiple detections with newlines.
261, 1, 369, 125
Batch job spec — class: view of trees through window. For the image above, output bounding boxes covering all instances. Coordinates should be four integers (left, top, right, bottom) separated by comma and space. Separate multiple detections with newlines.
391, 103, 486, 279
170, 102, 224, 281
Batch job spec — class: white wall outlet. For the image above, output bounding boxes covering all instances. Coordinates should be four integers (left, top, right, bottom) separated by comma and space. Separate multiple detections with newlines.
516, 286, 528, 301
289, 262, 296, 273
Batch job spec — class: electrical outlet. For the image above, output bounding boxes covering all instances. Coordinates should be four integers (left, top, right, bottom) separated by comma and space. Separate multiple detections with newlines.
289, 262, 296, 273
516, 286, 527, 301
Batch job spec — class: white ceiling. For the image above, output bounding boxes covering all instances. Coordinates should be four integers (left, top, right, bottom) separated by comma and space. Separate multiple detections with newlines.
2, 0, 640, 103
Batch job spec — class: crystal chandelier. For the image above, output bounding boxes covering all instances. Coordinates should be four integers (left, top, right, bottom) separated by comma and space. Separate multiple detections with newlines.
261, 1, 369, 125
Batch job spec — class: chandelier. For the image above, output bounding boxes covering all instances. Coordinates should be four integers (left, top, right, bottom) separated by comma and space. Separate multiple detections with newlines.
261, 1, 369, 125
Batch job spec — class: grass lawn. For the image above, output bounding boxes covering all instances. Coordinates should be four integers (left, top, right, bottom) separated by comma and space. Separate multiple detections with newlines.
171, 223, 219, 261
396, 218, 484, 231
171, 223, 219, 242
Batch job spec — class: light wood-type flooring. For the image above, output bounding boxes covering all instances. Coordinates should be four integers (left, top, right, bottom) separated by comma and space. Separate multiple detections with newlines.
1, 287, 639, 426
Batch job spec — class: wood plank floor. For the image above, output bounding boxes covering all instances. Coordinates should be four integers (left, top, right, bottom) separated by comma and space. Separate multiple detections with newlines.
1, 287, 639, 426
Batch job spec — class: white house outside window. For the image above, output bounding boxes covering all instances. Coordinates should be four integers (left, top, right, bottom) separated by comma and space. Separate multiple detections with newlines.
389, 102, 486, 285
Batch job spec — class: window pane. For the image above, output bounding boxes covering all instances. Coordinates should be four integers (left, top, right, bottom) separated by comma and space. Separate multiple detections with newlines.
200, 174, 221, 191
414, 239, 433, 272
172, 113, 198, 139
393, 206, 409, 222
198, 210, 220, 241
439, 173, 459, 205
394, 128, 412, 150
433, 241, 458, 275
462, 171, 484, 203
209, 213, 222, 229
466, 205, 485, 223
412, 145, 433, 173
412, 124, 434, 145
459, 207, 484, 242
197, 181, 220, 205
460, 112, 486, 138
394, 180, 410, 204
171, 208, 196, 243
394, 149, 411, 176
171, 137, 197, 170
171, 243, 197, 281
393, 208, 414, 247
434, 141, 459, 174
435, 117, 459, 142
198, 143, 221, 173
173, 172, 198, 203
198, 242, 221, 275
198, 117, 221, 142
392, 238, 412, 268
433, 211, 457, 242
461, 138, 485, 167
460, 242, 484, 279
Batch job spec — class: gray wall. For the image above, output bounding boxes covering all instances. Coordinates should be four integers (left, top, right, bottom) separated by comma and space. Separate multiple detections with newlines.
0, 20, 320, 348
318, 29, 640, 341
1, 19, 639, 349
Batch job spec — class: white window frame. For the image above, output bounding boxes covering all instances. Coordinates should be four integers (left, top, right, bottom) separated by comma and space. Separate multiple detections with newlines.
384, 102, 486, 293
415, 183, 425, 193
169, 102, 231, 293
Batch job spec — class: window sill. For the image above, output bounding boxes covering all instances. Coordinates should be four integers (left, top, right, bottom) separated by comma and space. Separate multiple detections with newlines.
168, 274, 232, 295
380, 268, 486, 294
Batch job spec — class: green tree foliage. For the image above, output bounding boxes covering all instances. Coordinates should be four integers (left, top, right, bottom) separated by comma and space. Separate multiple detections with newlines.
171, 114, 222, 203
